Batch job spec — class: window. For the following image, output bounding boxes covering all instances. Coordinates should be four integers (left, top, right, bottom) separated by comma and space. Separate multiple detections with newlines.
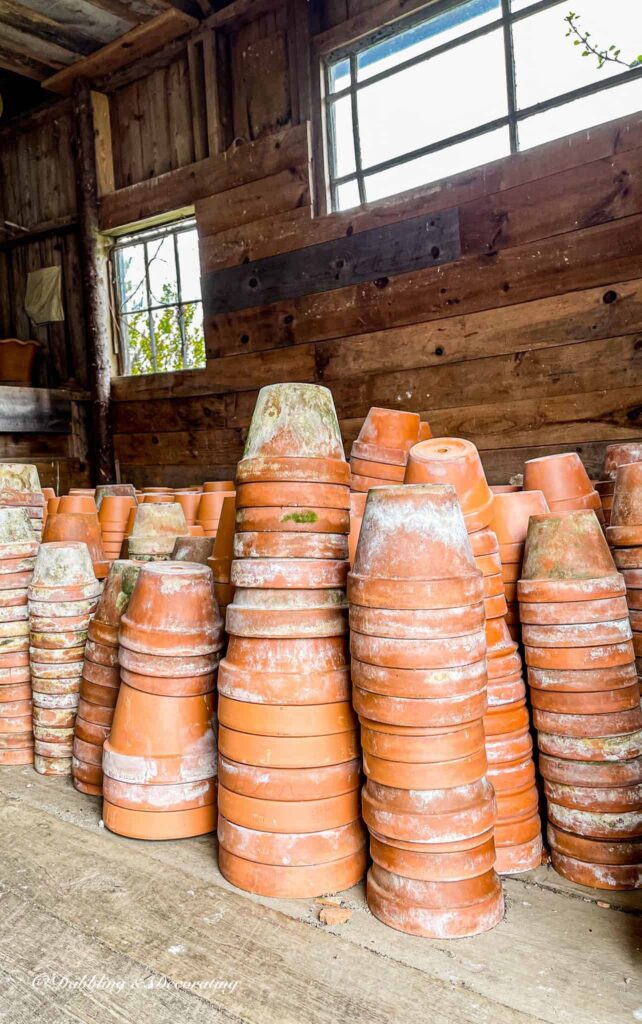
112, 219, 206, 376
324, 0, 642, 210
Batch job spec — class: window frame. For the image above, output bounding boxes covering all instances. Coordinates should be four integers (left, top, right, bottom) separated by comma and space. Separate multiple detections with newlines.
110, 216, 205, 377
322, 0, 642, 210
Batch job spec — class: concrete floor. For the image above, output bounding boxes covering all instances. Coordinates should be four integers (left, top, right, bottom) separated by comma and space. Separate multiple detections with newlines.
0, 765, 640, 1024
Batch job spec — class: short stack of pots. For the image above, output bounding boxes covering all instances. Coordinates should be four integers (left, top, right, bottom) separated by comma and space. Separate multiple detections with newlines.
73, 560, 141, 796
0, 464, 45, 542
349, 484, 504, 936
127, 503, 188, 561
43, 495, 109, 580
405, 438, 543, 874
28, 542, 100, 776
0, 508, 38, 766
606, 462, 642, 697
523, 453, 603, 522
490, 490, 550, 640
598, 442, 642, 529
519, 509, 642, 889
207, 496, 235, 618
98, 496, 137, 562
217, 382, 366, 898
103, 561, 223, 840
349, 407, 424, 493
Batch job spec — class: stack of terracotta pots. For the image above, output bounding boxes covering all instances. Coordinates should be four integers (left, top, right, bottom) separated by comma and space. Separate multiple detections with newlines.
98, 496, 137, 562
348, 492, 367, 566
41, 487, 56, 531
519, 509, 642, 889
127, 503, 188, 561
524, 453, 603, 522
174, 491, 202, 530
606, 462, 642, 698
0, 508, 38, 766
196, 490, 233, 538
217, 383, 366, 898
103, 561, 223, 839
349, 484, 503, 936
43, 494, 109, 580
0, 464, 45, 542
598, 443, 642, 528
28, 542, 99, 776
405, 438, 543, 874
490, 490, 550, 641
349, 407, 426, 493
207, 496, 235, 617
72, 560, 141, 796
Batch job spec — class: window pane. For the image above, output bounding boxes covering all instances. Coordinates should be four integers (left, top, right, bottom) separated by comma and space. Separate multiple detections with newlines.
152, 306, 185, 373
147, 234, 178, 306
121, 311, 155, 375
357, 28, 508, 171
117, 243, 146, 313
182, 302, 206, 369
518, 75, 642, 149
335, 179, 361, 210
176, 228, 202, 303
357, 0, 501, 82
513, 0, 638, 109
329, 58, 351, 93
329, 95, 356, 178
364, 127, 510, 202
510, 0, 537, 10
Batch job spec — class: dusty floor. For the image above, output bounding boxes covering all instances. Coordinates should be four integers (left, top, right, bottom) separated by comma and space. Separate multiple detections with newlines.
0, 765, 640, 1024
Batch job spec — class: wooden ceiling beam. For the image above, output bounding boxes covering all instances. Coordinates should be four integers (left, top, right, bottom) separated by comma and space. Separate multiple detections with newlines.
0, 0, 100, 55
0, 22, 81, 68
42, 7, 199, 94
0, 43, 52, 79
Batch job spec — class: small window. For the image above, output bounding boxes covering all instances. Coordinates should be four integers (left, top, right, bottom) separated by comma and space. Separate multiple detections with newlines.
324, 0, 642, 210
112, 219, 206, 376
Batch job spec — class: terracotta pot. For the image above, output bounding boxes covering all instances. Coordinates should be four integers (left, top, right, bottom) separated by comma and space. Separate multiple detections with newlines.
80, 678, 119, 707
104, 684, 216, 784
351, 656, 487, 700
58, 495, 97, 516
31, 541, 98, 591
218, 695, 356, 736
405, 438, 494, 532
532, 705, 642, 737
539, 752, 642, 787
359, 718, 485, 762
352, 684, 487, 728
527, 662, 637, 692
521, 509, 616, 584
530, 683, 640, 714
518, 574, 625, 605
218, 784, 361, 833
538, 728, 642, 762
547, 823, 642, 864
349, 484, 482, 608
226, 590, 347, 639
521, 618, 632, 648
94, 484, 137, 510
235, 482, 350, 511
103, 775, 216, 812
232, 530, 348, 561
217, 660, 350, 705
350, 629, 486, 670
196, 492, 232, 526
99, 495, 136, 527
218, 754, 361, 800
117, 645, 218, 678
218, 817, 366, 867
602, 441, 642, 481
219, 723, 358, 768
350, 456, 406, 482
203, 481, 235, 492
242, 383, 346, 462
369, 831, 495, 883
235, 505, 350, 534
207, 496, 235, 584
141, 493, 174, 504
0, 507, 39, 556
103, 801, 216, 840
607, 461, 642, 547
363, 747, 488, 789
142, 487, 168, 494
362, 778, 497, 844
218, 845, 367, 898
349, 601, 484, 640
547, 491, 602, 513
518, 595, 629, 625
225, 634, 348, 674
614, 547, 642, 569
547, 801, 641, 840
351, 407, 420, 465
119, 562, 223, 657
238, 455, 350, 486
231, 557, 348, 590
130, 503, 188, 541
173, 492, 202, 524
549, 849, 641, 889
524, 641, 634, 670
523, 452, 594, 504
171, 536, 214, 565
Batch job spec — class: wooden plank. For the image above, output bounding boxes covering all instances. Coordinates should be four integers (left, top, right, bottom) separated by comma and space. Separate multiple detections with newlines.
167, 53, 195, 167
90, 90, 115, 198
42, 8, 199, 95
205, 0, 285, 30
0, 0, 101, 56
201, 25, 224, 156
99, 121, 309, 230
0, 43, 51, 79
0, 387, 71, 432
118, 462, 240, 487
196, 165, 310, 237
186, 34, 208, 162
113, 426, 244, 464
0, 21, 80, 67
205, 211, 642, 358
203, 207, 460, 315
313, 0, 466, 54
111, 392, 228, 431
199, 204, 310, 272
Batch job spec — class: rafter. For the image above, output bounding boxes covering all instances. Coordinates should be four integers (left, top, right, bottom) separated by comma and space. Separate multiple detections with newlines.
0, 21, 81, 67
0, 0, 101, 56
0, 43, 52, 79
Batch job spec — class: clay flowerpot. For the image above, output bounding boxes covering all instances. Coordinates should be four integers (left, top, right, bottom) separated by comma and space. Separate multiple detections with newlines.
128, 503, 188, 557
58, 495, 97, 516
519, 511, 621, 603
226, 587, 347, 639
42, 513, 109, 577
241, 384, 346, 465
0, 507, 39, 558
350, 456, 406, 483
489, 490, 550, 546
94, 483, 138, 510
602, 442, 642, 481
99, 495, 136, 526
523, 452, 594, 506
30, 542, 99, 596
196, 491, 230, 525
173, 492, 202, 524
120, 562, 223, 657
201, 481, 232, 492
231, 557, 348, 590
207, 496, 236, 584
348, 485, 483, 609
607, 462, 642, 546
171, 535, 214, 565
404, 438, 494, 532
233, 531, 348, 561
0, 463, 41, 492
351, 407, 420, 466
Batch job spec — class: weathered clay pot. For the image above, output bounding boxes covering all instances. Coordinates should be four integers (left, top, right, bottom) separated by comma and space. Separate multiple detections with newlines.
207, 496, 235, 584
362, 778, 497, 843
523, 452, 594, 505
218, 788, 360, 833
94, 484, 138, 510
218, 754, 361, 800
405, 438, 494, 532
118, 644, 218, 678
607, 462, 642, 546
103, 801, 216, 840
602, 442, 642, 481
489, 489, 549, 546
141, 493, 174, 504
235, 505, 350, 535
350, 456, 406, 482
524, 641, 634, 671
58, 495, 97, 516
521, 618, 632, 648
0, 507, 39, 558
519, 595, 629, 625
235, 482, 350, 512
231, 556, 348, 590
218, 843, 367, 899
239, 455, 350, 486
233, 531, 348, 560
224, 634, 348, 674
242, 383, 345, 462
218, 724, 359, 768
225, 587, 347, 639
217, 659, 350, 705
350, 657, 487, 699
119, 562, 223, 657
130, 503, 188, 542
30, 541, 98, 591
173, 492, 202, 524
352, 683, 487, 728
351, 407, 420, 465
172, 535, 214, 564
349, 601, 484, 640
203, 481, 235, 492
43, 513, 108, 577
350, 629, 486, 670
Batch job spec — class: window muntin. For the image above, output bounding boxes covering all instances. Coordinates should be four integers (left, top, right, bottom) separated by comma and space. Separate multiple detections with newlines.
113, 220, 206, 377
325, 0, 642, 210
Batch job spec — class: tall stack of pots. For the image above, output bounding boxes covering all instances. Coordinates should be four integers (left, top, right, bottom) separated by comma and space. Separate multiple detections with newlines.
606, 462, 642, 698
489, 490, 550, 641
72, 560, 141, 796
103, 562, 224, 840
0, 464, 45, 542
349, 484, 503, 936
519, 509, 642, 889
405, 438, 542, 873
98, 496, 137, 562
349, 407, 424, 493
0, 508, 38, 766
28, 543, 99, 776
217, 383, 366, 898
207, 496, 236, 618
523, 453, 603, 522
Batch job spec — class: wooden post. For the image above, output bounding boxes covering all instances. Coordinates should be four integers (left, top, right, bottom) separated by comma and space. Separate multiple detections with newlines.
72, 78, 115, 485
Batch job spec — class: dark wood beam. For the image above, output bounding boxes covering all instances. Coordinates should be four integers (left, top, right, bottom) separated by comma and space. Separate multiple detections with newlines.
0, 43, 52, 79
0, 21, 81, 67
0, 387, 72, 433
72, 78, 115, 485
0, 0, 101, 55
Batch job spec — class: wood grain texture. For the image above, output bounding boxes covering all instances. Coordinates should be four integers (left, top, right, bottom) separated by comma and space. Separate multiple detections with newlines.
0, 386, 71, 432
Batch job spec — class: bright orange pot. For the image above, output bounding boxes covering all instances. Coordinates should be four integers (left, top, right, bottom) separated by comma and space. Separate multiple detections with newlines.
351, 407, 420, 465
218, 754, 361, 800
235, 505, 350, 534
405, 438, 494, 531
523, 452, 594, 503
